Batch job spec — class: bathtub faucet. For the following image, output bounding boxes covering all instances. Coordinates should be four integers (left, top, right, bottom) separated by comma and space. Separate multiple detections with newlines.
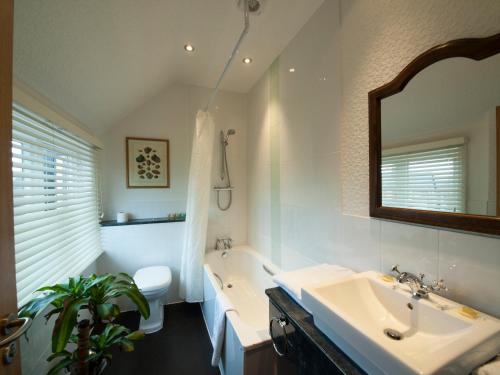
215, 237, 233, 250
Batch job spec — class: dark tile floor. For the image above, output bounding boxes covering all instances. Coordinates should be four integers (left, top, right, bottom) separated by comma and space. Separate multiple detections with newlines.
107, 303, 220, 375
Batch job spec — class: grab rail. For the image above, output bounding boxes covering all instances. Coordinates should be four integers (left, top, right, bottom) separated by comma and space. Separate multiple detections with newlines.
213, 272, 224, 290
262, 264, 276, 277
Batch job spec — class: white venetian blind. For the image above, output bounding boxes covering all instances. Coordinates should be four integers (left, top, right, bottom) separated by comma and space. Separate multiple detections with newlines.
382, 141, 466, 213
12, 103, 102, 306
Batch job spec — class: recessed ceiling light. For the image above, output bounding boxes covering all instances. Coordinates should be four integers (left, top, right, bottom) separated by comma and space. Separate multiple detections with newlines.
243, 57, 253, 64
289, 68, 295, 73
184, 44, 195, 52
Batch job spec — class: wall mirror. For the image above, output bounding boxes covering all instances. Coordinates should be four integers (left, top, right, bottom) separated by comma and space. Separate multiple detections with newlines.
369, 33, 500, 235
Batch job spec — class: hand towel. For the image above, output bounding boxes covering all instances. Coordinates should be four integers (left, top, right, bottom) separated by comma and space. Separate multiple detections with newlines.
273, 264, 355, 304
211, 292, 236, 367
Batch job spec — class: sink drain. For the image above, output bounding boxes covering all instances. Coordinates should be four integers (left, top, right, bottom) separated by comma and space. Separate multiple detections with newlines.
226, 283, 233, 288
384, 328, 403, 341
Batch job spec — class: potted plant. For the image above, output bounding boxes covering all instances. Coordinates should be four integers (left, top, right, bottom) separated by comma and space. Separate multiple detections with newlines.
19, 273, 150, 375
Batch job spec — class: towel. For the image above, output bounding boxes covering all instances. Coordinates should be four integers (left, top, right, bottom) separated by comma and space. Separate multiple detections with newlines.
273, 264, 355, 304
211, 292, 236, 367
473, 355, 500, 375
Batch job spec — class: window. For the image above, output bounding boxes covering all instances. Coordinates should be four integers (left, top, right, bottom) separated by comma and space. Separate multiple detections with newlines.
12, 103, 102, 306
382, 140, 466, 213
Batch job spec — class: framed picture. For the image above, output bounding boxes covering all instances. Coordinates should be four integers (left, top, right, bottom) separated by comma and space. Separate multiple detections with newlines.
126, 137, 170, 188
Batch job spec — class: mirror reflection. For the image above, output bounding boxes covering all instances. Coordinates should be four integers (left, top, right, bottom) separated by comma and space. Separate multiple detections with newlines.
381, 54, 500, 216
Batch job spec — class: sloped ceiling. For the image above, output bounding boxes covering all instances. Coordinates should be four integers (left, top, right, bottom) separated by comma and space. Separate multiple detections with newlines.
14, 0, 323, 133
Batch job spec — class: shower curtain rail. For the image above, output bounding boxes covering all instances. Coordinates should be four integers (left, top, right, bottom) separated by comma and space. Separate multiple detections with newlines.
204, 0, 250, 112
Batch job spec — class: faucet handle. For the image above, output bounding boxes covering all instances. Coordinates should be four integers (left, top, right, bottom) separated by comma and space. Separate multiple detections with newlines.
391, 265, 401, 276
215, 238, 226, 250
432, 279, 448, 292
422, 278, 448, 294
224, 238, 233, 249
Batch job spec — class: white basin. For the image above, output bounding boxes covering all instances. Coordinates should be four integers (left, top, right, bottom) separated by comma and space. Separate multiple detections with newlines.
301, 271, 500, 375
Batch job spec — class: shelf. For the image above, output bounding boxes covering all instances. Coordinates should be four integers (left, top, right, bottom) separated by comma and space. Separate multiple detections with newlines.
100, 217, 185, 227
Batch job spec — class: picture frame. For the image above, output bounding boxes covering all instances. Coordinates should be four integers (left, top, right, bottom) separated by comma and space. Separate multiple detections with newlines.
126, 137, 170, 188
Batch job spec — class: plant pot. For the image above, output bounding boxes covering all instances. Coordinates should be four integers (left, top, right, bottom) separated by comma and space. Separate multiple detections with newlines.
68, 359, 107, 375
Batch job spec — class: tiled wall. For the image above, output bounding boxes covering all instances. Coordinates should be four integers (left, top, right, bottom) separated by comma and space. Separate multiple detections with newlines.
247, 0, 500, 317
99, 222, 185, 307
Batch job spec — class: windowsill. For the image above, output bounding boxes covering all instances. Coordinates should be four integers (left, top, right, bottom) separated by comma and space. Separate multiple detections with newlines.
100, 217, 186, 227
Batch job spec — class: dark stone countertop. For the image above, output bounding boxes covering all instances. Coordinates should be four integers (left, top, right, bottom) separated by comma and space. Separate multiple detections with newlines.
266, 287, 366, 375
100, 217, 185, 227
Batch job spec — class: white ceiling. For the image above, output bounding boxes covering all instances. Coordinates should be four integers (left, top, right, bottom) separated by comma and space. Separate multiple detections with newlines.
13, 0, 323, 133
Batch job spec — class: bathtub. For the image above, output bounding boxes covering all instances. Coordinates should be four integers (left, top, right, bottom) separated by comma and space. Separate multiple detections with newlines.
202, 245, 280, 375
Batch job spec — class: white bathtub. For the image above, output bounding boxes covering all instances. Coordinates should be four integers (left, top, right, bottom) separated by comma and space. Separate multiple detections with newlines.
202, 245, 280, 375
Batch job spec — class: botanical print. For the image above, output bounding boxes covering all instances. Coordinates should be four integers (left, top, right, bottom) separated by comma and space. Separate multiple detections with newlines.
126, 138, 169, 188
135, 146, 162, 180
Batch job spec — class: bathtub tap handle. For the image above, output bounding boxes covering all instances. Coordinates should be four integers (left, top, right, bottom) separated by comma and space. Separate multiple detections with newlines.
215, 237, 233, 250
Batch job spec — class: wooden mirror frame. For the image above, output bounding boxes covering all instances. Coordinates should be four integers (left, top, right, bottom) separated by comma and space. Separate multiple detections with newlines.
369, 33, 500, 236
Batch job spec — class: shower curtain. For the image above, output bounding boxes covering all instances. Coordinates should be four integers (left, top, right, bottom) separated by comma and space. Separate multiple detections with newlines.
179, 110, 215, 302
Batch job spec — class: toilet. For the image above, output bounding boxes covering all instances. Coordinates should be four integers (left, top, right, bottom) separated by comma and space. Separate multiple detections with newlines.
133, 265, 172, 334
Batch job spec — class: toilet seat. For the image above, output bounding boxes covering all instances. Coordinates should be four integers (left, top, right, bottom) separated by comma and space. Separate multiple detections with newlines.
134, 266, 172, 293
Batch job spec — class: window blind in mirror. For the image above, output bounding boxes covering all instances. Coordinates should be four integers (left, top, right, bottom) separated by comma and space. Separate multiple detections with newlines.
12, 103, 102, 306
382, 144, 466, 213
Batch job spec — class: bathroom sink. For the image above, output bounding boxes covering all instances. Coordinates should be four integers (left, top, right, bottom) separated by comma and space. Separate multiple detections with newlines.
301, 271, 500, 375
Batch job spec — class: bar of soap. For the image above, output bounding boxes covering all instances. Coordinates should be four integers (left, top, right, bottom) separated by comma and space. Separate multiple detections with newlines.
380, 274, 395, 283
459, 306, 479, 319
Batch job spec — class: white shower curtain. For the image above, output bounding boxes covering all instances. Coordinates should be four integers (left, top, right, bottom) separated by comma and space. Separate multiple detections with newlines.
179, 110, 215, 302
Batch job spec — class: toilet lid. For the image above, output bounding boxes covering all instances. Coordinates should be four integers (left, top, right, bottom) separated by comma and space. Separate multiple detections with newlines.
134, 266, 172, 293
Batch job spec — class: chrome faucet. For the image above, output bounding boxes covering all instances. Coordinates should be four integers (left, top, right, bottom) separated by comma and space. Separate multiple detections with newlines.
215, 237, 233, 251
391, 265, 447, 299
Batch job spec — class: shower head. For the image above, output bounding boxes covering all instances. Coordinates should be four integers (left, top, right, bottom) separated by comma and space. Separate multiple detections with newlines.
221, 129, 236, 146
237, 0, 263, 14
248, 0, 260, 12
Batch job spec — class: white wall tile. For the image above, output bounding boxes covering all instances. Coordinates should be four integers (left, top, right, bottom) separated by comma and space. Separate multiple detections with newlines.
98, 223, 185, 307
332, 215, 381, 272
438, 231, 500, 317
380, 221, 439, 281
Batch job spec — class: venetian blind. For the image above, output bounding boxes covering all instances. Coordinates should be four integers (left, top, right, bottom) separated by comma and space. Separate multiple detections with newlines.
12, 103, 102, 306
382, 144, 466, 213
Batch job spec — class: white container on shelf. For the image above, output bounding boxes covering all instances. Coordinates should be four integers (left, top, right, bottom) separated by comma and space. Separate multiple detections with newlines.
116, 212, 128, 223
